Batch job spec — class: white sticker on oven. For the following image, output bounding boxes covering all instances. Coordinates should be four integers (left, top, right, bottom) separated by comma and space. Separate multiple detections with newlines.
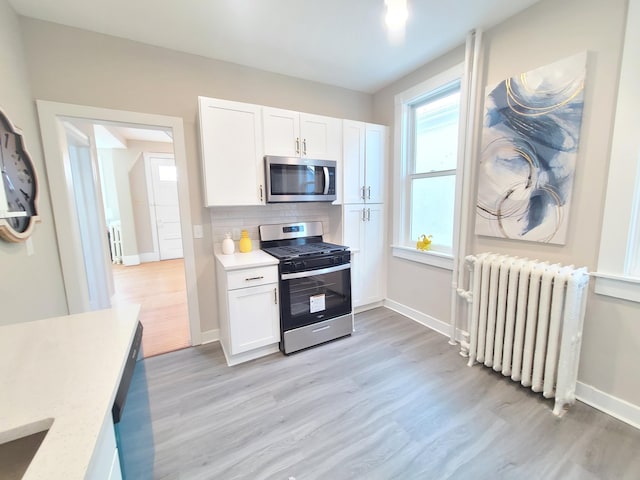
310, 294, 326, 313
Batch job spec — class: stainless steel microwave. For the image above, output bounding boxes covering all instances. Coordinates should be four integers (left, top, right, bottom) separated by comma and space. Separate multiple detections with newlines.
265, 156, 336, 203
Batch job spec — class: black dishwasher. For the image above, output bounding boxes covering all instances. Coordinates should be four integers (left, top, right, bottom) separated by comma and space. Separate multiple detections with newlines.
112, 321, 154, 479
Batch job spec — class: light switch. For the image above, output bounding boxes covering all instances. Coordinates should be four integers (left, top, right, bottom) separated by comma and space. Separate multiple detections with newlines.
193, 224, 203, 239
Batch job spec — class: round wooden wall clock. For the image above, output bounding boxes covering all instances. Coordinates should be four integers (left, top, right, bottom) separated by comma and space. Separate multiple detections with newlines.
0, 107, 40, 242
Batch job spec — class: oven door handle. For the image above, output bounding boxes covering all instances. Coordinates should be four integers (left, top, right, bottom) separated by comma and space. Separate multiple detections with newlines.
281, 262, 350, 280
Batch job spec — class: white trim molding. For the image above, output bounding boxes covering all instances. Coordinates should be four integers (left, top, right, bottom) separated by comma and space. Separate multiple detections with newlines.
391, 245, 454, 270
201, 329, 220, 344
593, 272, 640, 303
36, 100, 202, 346
384, 298, 465, 342
139, 252, 161, 263
121, 254, 141, 266
594, 0, 640, 303
576, 382, 640, 430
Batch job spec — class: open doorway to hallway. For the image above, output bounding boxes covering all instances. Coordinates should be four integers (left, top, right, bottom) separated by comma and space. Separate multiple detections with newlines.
63, 119, 191, 358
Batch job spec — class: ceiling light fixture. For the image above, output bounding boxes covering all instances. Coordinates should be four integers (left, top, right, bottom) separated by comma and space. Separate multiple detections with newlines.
384, 0, 408, 43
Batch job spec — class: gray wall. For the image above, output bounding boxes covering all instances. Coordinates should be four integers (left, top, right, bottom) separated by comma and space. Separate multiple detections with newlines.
17, 16, 373, 333
0, 0, 67, 324
374, 0, 640, 407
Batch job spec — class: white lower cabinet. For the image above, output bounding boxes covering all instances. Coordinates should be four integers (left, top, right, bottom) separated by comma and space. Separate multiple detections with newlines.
215, 258, 280, 365
343, 204, 385, 308
228, 283, 280, 354
87, 414, 122, 479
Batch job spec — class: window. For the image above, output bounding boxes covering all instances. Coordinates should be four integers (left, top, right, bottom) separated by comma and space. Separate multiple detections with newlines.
594, 0, 640, 303
393, 63, 464, 269
409, 88, 460, 253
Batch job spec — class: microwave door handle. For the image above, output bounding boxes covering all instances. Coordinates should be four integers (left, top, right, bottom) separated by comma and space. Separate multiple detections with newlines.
323, 167, 330, 195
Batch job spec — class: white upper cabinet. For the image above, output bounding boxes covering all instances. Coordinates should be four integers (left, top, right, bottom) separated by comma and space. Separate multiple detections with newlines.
364, 123, 386, 204
343, 120, 366, 204
342, 121, 388, 204
263, 107, 341, 160
198, 97, 265, 206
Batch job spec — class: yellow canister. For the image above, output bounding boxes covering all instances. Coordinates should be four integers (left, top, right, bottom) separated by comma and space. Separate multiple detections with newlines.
239, 230, 252, 253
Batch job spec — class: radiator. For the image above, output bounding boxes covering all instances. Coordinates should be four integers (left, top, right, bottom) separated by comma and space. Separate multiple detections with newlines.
458, 253, 590, 416
109, 222, 123, 264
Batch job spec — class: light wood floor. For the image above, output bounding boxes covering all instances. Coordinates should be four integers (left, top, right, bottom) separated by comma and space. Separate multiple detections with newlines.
117, 307, 640, 479
111, 259, 190, 358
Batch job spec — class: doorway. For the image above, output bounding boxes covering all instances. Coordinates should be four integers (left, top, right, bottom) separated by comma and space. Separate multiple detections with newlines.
36, 101, 202, 354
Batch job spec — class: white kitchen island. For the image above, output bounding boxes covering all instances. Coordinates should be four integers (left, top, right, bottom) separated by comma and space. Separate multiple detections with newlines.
0, 305, 141, 480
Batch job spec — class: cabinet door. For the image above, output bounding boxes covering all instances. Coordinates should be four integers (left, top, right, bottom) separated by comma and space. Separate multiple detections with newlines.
342, 204, 366, 306
263, 107, 300, 157
198, 97, 264, 206
364, 123, 387, 204
359, 204, 385, 306
228, 283, 280, 354
300, 113, 341, 160
342, 120, 366, 204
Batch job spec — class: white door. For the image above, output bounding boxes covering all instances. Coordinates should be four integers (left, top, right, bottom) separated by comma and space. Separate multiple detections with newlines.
149, 155, 183, 260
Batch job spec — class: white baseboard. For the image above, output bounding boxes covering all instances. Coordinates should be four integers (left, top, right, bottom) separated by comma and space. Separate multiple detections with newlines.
139, 252, 160, 263
201, 329, 220, 344
576, 382, 640, 430
383, 298, 465, 342
354, 300, 384, 314
122, 254, 141, 266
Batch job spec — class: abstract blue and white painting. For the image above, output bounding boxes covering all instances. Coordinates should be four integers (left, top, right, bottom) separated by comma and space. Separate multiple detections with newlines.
475, 53, 586, 244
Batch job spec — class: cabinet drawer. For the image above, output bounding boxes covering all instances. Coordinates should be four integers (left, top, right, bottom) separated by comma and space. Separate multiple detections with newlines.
227, 266, 278, 290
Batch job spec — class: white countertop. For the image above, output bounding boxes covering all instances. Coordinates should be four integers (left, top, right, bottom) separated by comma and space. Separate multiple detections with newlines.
0, 304, 141, 480
215, 248, 279, 270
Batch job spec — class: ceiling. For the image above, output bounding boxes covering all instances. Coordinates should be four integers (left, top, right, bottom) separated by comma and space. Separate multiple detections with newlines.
9, 0, 540, 93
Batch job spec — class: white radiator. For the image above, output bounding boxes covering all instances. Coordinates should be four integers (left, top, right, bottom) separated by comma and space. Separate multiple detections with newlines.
109, 222, 123, 264
458, 253, 590, 416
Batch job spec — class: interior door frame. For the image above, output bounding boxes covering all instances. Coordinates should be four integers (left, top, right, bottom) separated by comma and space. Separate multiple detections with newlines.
36, 100, 201, 345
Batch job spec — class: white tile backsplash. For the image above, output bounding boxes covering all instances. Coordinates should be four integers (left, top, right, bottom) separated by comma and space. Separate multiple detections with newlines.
210, 203, 340, 249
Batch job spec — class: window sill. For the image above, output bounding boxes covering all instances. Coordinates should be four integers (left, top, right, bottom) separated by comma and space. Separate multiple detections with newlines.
593, 272, 640, 303
391, 245, 454, 270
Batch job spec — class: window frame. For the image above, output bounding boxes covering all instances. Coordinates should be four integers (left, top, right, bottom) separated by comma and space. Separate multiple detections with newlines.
593, 0, 640, 303
392, 62, 465, 269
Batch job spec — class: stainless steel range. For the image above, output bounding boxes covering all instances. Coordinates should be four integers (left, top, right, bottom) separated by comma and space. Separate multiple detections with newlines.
260, 221, 353, 354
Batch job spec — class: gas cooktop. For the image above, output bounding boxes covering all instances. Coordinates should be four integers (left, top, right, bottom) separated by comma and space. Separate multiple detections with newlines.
262, 241, 347, 260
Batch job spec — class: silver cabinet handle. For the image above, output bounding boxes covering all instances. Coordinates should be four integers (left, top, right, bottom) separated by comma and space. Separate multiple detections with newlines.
295, 137, 300, 154
367, 186, 371, 200
303, 138, 307, 156
245, 276, 264, 281
274, 287, 278, 304
259, 184, 264, 202
361, 208, 366, 222
361, 186, 366, 200
367, 208, 371, 221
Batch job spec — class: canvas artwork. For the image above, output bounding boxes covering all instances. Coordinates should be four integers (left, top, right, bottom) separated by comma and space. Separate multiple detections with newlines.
475, 53, 586, 244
